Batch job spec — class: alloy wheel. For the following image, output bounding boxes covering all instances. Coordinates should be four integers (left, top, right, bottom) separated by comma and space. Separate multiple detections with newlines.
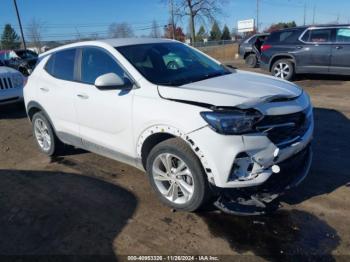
274, 62, 290, 79
34, 118, 52, 152
152, 153, 194, 204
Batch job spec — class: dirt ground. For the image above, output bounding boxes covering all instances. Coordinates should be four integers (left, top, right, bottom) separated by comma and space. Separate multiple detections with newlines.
0, 59, 349, 261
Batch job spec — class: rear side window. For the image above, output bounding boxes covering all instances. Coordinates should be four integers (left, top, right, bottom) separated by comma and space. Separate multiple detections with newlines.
81, 47, 125, 85
45, 49, 76, 81
336, 28, 350, 43
266, 30, 300, 44
309, 29, 332, 43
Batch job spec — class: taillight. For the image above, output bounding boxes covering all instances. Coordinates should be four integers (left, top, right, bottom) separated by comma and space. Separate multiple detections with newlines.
261, 44, 272, 52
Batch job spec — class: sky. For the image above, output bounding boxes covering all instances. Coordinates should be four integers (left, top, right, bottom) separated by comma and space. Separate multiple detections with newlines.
1, 0, 350, 42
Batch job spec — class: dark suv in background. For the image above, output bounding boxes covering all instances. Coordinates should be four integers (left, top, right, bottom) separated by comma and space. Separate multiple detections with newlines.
239, 33, 269, 68
260, 25, 350, 80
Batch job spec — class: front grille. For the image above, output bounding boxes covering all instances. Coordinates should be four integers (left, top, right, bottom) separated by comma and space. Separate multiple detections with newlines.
255, 109, 310, 147
0, 77, 14, 90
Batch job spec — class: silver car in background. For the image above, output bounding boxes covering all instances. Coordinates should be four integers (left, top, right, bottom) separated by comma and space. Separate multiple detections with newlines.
0, 64, 25, 105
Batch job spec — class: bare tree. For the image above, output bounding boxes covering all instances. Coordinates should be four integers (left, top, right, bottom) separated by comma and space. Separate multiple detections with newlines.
172, 0, 225, 44
108, 22, 134, 38
26, 18, 45, 53
150, 20, 161, 38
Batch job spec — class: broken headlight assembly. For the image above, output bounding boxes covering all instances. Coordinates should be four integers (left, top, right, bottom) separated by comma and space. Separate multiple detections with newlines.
200, 109, 263, 135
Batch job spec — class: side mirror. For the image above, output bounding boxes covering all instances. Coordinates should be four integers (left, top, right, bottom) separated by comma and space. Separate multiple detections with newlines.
94, 73, 133, 90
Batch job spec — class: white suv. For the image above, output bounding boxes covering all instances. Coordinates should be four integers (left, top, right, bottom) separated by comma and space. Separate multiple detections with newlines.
24, 39, 313, 214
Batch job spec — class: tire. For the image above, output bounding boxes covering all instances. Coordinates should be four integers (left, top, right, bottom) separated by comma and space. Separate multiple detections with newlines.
32, 112, 62, 156
245, 54, 258, 68
271, 59, 295, 81
146, 138, 211, 212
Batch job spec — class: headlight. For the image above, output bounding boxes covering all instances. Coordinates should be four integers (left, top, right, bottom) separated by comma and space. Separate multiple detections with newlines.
200, 109, 263, 135
12, 74, 23, 88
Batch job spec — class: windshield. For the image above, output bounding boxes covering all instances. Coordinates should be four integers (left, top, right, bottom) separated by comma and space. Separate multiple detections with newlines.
116, 42, 231, 86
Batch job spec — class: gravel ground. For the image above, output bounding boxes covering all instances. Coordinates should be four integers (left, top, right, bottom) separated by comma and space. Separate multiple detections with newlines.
0, 60, 349, 261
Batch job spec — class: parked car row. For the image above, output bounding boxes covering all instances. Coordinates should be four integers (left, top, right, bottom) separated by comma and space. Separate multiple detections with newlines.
239, 24, 350, 81
0, 49, 38, 76
0, 49, 38, 106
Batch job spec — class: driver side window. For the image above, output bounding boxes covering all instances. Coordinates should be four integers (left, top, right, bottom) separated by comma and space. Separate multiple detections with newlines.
81, 47, 125, 85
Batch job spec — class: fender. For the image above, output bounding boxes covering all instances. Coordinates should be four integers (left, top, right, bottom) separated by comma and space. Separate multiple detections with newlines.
136, 125, 216, 185
269, 53, 297, 71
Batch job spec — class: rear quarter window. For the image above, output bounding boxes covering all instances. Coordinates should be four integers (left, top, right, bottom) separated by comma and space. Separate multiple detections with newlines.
44, 49, 76, 81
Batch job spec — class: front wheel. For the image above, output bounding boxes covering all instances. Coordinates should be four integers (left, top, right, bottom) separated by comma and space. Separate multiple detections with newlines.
146, 138, 211, 212
271, 59, 295, 81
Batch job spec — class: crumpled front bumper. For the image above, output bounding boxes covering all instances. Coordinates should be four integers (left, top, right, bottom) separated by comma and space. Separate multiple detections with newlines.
213, 144, 312, 215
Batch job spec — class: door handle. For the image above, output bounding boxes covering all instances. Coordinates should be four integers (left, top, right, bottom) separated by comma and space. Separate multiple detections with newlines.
40, 87, 49, 92
335, 46, 343, 50
296, 46, 303, 49
77, 94, 89, 99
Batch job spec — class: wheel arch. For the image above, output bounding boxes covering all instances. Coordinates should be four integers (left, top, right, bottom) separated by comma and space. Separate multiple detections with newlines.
137, 125, 215, 185
244, 51, 256, 60
27, 101, 56, 132
269, 54, 296, 71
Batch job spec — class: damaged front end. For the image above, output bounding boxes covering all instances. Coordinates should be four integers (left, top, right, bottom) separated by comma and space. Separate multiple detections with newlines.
213, 145, 312, 215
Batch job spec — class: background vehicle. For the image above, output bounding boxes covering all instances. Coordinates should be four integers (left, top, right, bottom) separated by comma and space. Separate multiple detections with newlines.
24, 39, 313, 215
260, 24, 350, 81
0, 64, 25, 105
0, 49, 38, 76
238, 33, 269, 68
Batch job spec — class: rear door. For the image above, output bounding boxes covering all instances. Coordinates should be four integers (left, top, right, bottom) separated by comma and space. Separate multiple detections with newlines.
38, 48, 81, 145
330, 27, 350, 75
297, 28, 333, 73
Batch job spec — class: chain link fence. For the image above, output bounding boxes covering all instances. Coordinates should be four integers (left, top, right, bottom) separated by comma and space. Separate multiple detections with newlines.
193, 40, 239, 63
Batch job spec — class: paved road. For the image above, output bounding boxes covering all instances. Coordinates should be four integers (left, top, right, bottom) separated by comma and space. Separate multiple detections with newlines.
0, 61, 349, 261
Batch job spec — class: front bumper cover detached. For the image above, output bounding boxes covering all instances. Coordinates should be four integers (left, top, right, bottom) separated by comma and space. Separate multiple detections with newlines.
214, 144, 312, 215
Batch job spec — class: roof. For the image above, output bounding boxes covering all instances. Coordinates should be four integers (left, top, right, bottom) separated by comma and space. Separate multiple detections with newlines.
272, 24, 350, 33
40, 38, 178, 57
100, 38, 176, 47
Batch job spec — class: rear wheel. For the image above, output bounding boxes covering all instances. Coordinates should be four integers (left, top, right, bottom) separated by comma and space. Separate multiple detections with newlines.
271, 59, 295, 81
245, 54, 258, 68
146, 138, 211, 212
32, 112, 62, 156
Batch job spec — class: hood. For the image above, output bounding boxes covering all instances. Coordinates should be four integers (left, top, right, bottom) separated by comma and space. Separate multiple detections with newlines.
158, 70, 302, 108
0, 66, 20, 74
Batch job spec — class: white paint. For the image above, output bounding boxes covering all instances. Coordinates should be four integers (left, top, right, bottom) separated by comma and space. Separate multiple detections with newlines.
25, 38, 314, 189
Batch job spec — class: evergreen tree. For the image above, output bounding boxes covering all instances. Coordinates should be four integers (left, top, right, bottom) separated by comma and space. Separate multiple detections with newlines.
209, 21, 222, 41
1, 24, 20, 49
221, 25, 231, 40
196, 25, 206, 41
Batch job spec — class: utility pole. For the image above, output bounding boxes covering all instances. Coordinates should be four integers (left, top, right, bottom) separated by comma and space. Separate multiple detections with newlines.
13, 0, 26, 50
303, 2, 307, 26
312, 5, 316, 25
170, 0, 175, 39
256, 0, 259, 33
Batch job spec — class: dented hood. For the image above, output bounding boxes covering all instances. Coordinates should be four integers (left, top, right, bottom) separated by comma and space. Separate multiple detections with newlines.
158, 70, 302, 107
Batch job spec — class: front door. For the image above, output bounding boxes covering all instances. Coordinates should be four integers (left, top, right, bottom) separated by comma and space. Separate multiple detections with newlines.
330, 27, 350, 75
74, 47, 135, 158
